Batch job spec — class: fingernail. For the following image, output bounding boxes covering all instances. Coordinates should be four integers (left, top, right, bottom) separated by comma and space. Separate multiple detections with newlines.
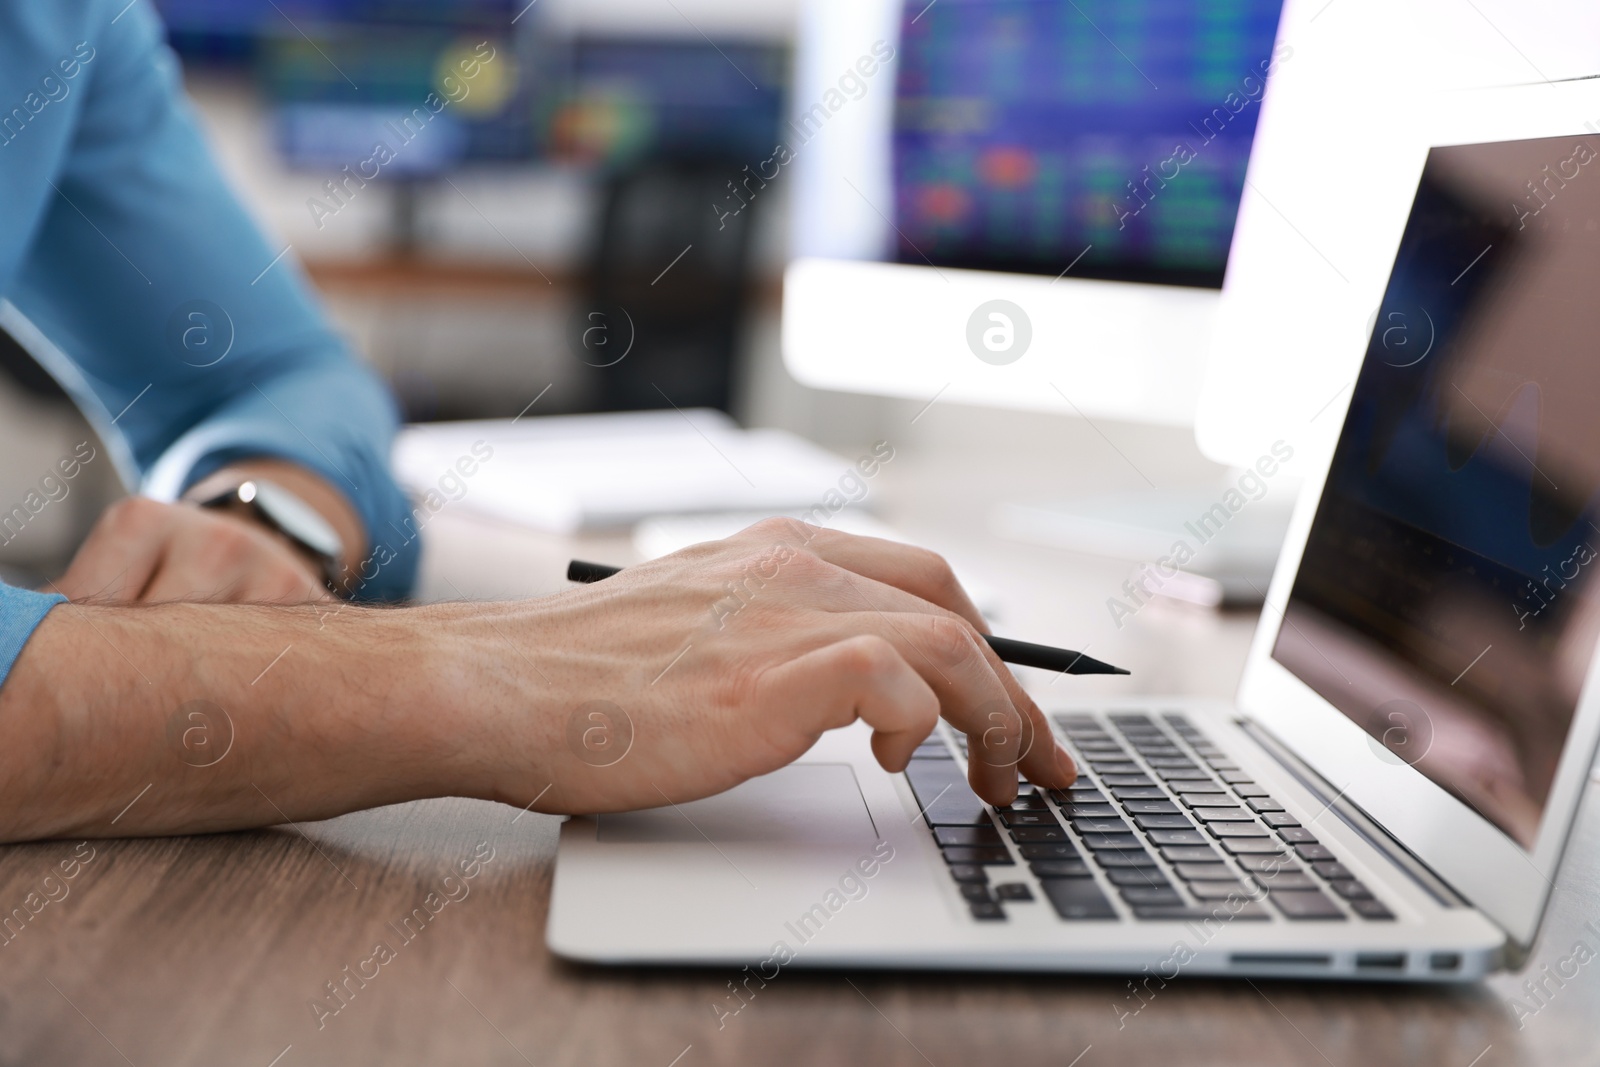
1054, 742, 1078, 786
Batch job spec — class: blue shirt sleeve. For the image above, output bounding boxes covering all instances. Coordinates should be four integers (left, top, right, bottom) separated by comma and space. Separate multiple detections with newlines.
0, 2, 421, 613
0, 585, 64, 690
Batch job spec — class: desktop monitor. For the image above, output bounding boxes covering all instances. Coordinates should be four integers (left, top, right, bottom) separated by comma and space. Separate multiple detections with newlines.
783, 0, 1285, 428
1195, 0, 1600, 471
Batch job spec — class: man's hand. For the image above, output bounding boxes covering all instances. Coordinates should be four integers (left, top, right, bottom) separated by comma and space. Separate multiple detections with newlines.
454, 518, 1078, 816
2, 518, 1078, 841
55, 496, 327, 604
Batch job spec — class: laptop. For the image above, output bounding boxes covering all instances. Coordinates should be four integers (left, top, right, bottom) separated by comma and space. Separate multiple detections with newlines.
548, 82, 1600, 981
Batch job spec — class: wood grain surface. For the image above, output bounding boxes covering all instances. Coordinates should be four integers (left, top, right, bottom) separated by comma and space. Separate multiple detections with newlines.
1, 784, 1597, 1067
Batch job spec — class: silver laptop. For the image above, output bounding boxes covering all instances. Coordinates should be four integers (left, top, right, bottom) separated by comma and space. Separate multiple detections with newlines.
549, 94, 1600, 982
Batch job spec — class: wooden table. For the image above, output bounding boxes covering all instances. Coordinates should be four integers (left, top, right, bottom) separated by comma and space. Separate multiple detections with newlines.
3, 450, 1598, 1067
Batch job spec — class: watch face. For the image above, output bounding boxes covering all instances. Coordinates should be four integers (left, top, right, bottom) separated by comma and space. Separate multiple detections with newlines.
247, 480, 344, 561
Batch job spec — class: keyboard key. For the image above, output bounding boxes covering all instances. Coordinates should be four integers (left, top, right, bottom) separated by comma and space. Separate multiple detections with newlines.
1261, 812, 1301, 827
1146, 830, 1209, 846
1052, 788, 1103, 804
1160, 845, 1223, 863
1176, 785, 1230, 799
1132, 814, 1196, 831
1145, 756, 1197, 768
1205, 762, 1240, 772
1101, 775, 1155, 787
1094, 849, 1159, 868
1132, 902, 1272, 921
1220, 771, 1254, 784
1009, 826, 1069, 843
1111, 787, 1169, 800
995, 882, 1035, 901
1327, 879, 1374, 900
1277, 827, 1320, 844
1120, 886, 1184, 906
1245, 798, 1286, 813
1191, 807, 1254, 822
1207, 823, 1270, 838
934, 826, 1003, 848
960, 884, 994, 902
1000, 795, 1051, 811
1067, 781, 1102, 793
1172, 863, 1242, 881
1269, 890, 1346, 920
1088, 759, 1140, 771
905, 762, 989, 826
1236, 855, 1303, 875
998, 810, 1058, 828
942, 847, 1014, 865
1060, 802, 1117, 818
1120, 799, 1180, 814
1232, 785, 1270, 798
1106, 867, 1170, 888
1222, 839, 1287, 855
1082, 833, 1143, 850
969, 900, 1007, 921
946, 864, 987, 884
1039, 877, 1119, 920
1294, 844, 1337, 862
1254, 872, 1320, 891
1028, 860, 1091, 878
1071, 817, 1132, 835
1018, 843, 1080, 861
1189, 881, 1255, 900
1351, 899, 1396, 920
1158, 769, 1215, 781
1310, 861, 1354, 880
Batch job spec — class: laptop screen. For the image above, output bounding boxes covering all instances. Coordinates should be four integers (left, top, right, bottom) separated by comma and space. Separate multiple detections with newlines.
1273, 134, 1600, 850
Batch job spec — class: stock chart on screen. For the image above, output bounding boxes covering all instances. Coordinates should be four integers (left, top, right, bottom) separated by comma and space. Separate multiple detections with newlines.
892, 0, 1285, 288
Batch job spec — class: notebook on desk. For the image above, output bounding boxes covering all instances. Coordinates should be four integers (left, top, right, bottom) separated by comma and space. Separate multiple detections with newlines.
393, 409, 858, 534
547, 82, 1600, 981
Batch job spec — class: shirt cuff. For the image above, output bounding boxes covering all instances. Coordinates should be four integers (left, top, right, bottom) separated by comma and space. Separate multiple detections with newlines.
0, 584, 66, 690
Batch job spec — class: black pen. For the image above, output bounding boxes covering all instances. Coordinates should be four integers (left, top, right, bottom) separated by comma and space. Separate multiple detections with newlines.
566, 559, 1130, 676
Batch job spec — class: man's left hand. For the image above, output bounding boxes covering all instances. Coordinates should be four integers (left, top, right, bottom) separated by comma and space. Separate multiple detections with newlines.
55, 496, 328, 604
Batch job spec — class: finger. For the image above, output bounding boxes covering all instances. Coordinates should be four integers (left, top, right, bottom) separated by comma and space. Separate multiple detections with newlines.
806, 611, 1058, 806
736, 519, 989, 631
751, 634, 941, 773
805, 566, 1076, 795
56, 498, 174, 601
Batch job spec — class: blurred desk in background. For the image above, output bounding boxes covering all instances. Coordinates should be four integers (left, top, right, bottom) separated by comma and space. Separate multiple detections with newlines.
0, 445, 1597, 1067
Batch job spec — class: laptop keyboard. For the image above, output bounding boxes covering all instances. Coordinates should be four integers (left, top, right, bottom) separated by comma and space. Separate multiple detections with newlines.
904, 711, 1396, 924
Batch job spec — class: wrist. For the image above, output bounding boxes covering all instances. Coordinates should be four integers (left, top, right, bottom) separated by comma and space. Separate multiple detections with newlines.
408, 600, 568, 810
183, 460, 367, 580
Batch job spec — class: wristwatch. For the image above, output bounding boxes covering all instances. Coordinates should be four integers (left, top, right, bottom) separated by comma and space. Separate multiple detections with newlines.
199, 478, 346, 592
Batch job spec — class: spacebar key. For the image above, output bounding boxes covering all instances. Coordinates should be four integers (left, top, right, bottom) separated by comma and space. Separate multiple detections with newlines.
1039, 878, 1118, 920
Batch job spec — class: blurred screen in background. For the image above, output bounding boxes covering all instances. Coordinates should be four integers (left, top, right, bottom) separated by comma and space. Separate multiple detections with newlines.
892, 0, 1284, 288
152, 0, 787, 175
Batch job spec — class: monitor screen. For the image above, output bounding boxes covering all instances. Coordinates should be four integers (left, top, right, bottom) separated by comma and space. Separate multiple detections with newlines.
891, 0, 1284, 288
1274, 134, 1600, 849
547, 37, 788, 167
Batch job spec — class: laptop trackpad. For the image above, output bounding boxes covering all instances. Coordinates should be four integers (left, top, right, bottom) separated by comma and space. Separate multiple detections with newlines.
597, 763, 877, 846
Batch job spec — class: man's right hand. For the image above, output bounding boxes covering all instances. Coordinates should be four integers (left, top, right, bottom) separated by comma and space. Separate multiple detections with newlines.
445, 518, 1078, 816
0, 519, 1076, 841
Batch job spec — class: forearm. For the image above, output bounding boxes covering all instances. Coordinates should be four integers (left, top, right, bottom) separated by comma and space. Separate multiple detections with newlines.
0, 600, 468, 841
